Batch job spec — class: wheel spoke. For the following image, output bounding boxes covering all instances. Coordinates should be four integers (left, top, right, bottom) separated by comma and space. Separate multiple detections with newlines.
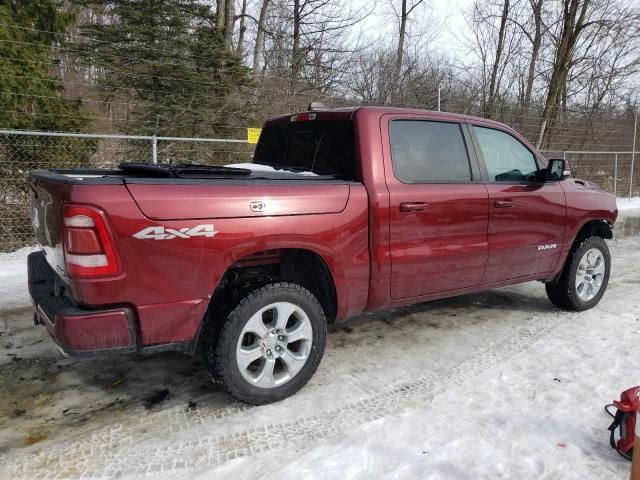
280, 348, 308, 377
586, 282, 594, 299
244, 310, 270, 337
237, 344, 263, 371
253, 357, 276, 387
275, 303, 298, 330
286, 320, 313, 344
592, 258, 605, 275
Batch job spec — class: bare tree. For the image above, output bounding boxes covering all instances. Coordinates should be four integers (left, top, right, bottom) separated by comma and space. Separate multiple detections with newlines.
252, 0, 272, 73
259, 0, 368, 99
486, 0, 510, 117
224, 0, 236, 46
215, 0, 236, 48
215, 0, 225, 35
390, 0, 425, 103
348, 44, 399, 104
236, 0, 248, 57
535, 0, 591, 147
523, 0, 544, 114
462, 0, 525, 119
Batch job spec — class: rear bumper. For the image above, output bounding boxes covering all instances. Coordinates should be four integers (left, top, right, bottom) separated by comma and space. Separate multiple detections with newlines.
28, 251, 137, 357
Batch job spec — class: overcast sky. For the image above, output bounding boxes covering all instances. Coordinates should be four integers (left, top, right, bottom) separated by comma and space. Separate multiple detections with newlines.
355, 0, 477, 60
354, 0, 640, 62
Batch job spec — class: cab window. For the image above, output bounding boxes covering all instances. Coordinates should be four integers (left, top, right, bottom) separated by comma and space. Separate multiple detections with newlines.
389, 120, 472, 183
472, 126, 538, 182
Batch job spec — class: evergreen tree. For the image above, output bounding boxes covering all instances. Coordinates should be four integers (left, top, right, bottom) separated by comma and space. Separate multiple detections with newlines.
73, 0, 253, 137
0, 0, 90, 131
0, 0, 96, 251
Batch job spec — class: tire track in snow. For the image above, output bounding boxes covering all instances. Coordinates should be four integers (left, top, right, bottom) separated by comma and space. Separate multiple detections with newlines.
1, 311, 567, 479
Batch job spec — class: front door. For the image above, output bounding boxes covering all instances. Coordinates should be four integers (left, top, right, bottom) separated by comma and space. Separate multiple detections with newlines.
470, 125, 566, 283
385, 118, 489, 300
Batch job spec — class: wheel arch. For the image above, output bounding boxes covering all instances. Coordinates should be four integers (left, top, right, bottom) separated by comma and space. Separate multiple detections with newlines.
195, 247, 339, 353
572, 218, 613, 247
547, 218, 613, 285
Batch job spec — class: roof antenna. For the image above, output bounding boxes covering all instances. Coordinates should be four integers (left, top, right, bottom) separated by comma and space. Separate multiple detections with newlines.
307, 101, 326, 111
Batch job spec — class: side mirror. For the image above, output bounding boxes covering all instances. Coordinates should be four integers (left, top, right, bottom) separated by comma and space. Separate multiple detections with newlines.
546, 158, 571, 181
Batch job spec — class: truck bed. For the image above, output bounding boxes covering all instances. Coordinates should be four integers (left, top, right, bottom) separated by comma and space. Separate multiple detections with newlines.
30, 165, 353, 185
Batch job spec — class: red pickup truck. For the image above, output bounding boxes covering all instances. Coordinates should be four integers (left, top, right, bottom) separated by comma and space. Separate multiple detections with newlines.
28, 107, 617, 404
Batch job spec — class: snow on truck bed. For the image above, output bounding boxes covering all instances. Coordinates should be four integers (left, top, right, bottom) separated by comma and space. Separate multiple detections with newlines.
1, 220, 639, 479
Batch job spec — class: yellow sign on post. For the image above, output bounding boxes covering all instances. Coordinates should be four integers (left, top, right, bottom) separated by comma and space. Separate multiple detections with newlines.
247, 128, 262, 144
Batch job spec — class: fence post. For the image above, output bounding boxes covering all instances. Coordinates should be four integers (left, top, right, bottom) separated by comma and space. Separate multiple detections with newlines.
152, 135, 158, 164
615, 153, 618, 196
630, 112, 637, 200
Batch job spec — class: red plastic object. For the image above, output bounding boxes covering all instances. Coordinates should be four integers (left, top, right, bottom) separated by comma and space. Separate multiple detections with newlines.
613, 386, 640, 454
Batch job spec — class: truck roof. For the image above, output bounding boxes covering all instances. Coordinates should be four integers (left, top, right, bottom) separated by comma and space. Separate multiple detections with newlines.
266, 106, 517, 133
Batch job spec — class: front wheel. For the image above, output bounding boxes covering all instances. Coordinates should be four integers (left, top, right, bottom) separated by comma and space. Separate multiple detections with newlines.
204, 282, 327, 405
545, 236, 611, 311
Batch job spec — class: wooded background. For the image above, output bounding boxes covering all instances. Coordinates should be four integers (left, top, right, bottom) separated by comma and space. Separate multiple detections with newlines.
1, 0, 639, 250
2, 0, 639, 147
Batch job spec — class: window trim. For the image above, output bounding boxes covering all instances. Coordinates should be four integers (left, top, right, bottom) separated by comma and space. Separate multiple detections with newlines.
387, 118, 478, 185
468, 123, 546, 185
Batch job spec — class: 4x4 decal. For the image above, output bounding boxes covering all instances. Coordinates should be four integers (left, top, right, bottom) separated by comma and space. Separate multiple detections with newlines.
133, 224, 217, 240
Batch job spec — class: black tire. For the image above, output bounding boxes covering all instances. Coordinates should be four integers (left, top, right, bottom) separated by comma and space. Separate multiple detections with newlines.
545, 236, 611, 311
202, 282, 327, 405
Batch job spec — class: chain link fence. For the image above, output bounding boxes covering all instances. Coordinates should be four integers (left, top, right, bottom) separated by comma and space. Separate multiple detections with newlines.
1, 129, 638, 252
542, 151, 638, 198
0, 130, 254, 252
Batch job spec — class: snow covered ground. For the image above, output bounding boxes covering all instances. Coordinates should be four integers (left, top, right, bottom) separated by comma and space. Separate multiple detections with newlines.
1, 223, 640, 479
618, 197, 640, 211
0, 246, 35, 312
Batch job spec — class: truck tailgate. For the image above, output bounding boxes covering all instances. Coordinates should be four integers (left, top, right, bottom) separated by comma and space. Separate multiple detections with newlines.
125, 183, 351, 220
30, 177, 69, 278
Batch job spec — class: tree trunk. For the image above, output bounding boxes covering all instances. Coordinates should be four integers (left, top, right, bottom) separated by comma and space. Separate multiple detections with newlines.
391, 0, 408, 104
224, 0, 235, 47
291, 0, 302, 92
522, 0, 543, 124
252, 0, 271, 74
237, 0, 248, 57
536, 0, 590, 149
215, 0, 226, 36
486, 0, 510, 119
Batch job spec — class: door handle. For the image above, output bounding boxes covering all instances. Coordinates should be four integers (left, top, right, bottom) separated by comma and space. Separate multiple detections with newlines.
400, 202, 429, 212
493, 199, 514, 208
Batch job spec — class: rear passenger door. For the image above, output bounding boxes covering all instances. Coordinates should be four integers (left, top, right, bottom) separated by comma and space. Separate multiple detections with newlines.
383, 117, 489, 300
470, 125, 566, 283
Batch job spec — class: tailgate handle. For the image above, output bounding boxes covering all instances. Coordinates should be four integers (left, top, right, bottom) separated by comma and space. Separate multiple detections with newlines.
400, 202, 429, 212
493, 199, 514, 208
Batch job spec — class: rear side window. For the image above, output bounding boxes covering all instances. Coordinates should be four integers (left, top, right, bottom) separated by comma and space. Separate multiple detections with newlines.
389, 120, 472, 183
472, 126, 538, 182
253, 120, 355, 179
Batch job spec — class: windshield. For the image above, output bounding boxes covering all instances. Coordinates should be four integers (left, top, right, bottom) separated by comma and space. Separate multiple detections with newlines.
253, 120, 355, 179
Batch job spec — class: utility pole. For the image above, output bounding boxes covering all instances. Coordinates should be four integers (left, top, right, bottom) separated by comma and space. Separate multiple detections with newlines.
631, 111, 637, 200
437, 86, 441, 112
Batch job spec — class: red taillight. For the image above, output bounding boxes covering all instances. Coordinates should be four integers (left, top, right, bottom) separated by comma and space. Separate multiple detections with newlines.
65, 228, 102, 254
290, 112, 316, 122
62, 204, 121, 278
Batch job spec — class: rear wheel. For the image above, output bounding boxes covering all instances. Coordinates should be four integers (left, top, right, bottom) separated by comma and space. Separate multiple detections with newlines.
203, 282, 326, 405
545, 236, 610, 311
